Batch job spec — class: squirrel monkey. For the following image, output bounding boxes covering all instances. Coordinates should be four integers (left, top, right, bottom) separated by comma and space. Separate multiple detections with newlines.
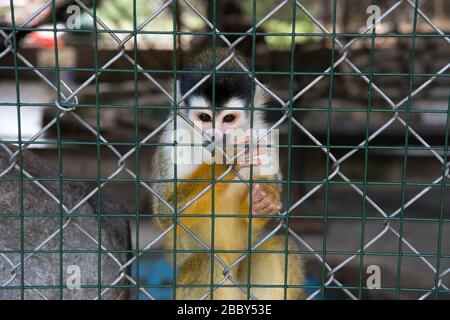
150, 49, 305, 300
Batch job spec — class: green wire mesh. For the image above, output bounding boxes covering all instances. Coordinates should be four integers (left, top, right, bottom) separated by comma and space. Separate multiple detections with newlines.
0, 0, 449, 300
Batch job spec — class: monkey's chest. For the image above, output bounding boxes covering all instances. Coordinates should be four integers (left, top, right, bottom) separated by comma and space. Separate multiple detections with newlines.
177, 183, 250, 251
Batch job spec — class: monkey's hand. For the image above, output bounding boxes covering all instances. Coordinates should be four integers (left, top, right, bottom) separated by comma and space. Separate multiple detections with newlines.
248, 183, 282, 216
232, 135, 282, 216
232, 135, 267, 171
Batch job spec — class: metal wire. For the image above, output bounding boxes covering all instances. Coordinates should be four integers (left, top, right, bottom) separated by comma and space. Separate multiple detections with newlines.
0, 0, 449, 300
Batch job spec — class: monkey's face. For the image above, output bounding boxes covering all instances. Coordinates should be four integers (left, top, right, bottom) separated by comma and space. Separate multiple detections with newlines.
177, 49, 262, 159
188, 96, 249, 143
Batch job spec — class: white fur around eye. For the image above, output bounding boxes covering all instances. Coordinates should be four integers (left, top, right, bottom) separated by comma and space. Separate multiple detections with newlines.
225, 97, 246, 109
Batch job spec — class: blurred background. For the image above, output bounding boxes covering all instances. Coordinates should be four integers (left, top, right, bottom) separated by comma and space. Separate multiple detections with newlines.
0, 0, 449, 299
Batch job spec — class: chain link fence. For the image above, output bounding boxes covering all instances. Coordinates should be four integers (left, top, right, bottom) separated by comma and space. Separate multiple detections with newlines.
0, 0, 449, 300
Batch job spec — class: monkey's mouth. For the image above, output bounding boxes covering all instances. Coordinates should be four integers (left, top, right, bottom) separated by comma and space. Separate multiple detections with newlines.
202, 135, 237, 154
201, 139, 245, 166
203, 140, 216, 153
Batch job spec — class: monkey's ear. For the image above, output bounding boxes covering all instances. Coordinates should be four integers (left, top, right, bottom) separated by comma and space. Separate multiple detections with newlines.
254, 84, 268, 108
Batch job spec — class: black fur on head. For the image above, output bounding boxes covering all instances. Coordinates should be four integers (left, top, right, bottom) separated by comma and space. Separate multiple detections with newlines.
179, 48, 253, 108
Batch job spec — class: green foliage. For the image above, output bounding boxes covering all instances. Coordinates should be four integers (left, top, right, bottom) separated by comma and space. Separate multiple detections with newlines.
264, 19, 315, 50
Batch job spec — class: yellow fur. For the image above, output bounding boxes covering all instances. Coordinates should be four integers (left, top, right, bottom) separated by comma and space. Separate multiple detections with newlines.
157, 164, 306, 300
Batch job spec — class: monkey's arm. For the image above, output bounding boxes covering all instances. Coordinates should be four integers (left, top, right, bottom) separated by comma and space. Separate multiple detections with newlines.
231, 137, 283, 236
239, 175, 283, 237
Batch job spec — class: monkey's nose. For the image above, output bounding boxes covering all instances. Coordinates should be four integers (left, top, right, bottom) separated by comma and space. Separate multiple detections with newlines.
212, 128, 224, 141
203, 129, 224, 150
204, 130, 225, 155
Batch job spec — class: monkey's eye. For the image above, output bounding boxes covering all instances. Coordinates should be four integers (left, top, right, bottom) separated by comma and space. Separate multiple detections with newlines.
198, 113, 212, 122
222, 114, 236, 123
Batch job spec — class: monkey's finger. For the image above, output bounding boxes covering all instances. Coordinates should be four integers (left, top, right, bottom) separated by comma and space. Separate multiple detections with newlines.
266, 200, 282, 212
251, 196, 266, 209
234, 136, 250, 148
252, 200, 272, 215
256, 204, 279, 215
255, 137, 269, 151
236, 135, 267, 143
247, 187, 264, 204
268, 203, 282, 214
250, 189, 265, 204
251, 194, 270, 210
255, 146, 267, 156
235, 136, 268, 151
244, 146, 267, 159
252, 156, 262, 167
234, 156, 261, 170
242, 147, 267, 161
